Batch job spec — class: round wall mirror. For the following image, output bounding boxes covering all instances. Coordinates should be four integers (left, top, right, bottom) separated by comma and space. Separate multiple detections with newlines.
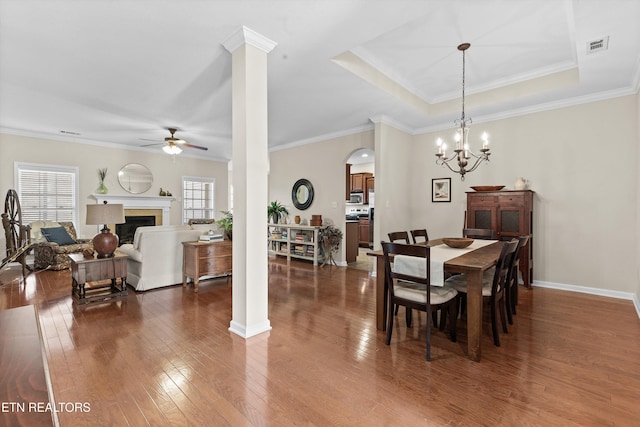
292, 178, 314, 210
118, 163, 153, 194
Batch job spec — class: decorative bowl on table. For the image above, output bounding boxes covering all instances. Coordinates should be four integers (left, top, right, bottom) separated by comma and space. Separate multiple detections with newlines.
442, 237, 474, 248
470, 185, 505, 192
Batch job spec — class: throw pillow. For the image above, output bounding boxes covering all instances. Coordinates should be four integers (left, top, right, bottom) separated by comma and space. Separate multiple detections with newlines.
41, 226, 77, 245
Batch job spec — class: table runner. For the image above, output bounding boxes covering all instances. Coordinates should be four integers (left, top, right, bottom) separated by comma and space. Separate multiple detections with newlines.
394, 239, 496, 286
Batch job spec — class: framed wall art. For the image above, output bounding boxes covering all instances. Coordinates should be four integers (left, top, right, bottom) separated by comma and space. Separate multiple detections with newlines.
432, 178, 451, 202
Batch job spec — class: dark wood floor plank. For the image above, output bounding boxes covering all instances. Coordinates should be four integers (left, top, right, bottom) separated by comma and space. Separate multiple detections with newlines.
1, 259, 639, 426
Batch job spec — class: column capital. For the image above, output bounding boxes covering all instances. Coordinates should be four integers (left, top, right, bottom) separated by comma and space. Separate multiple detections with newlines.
222, 26, 277, 54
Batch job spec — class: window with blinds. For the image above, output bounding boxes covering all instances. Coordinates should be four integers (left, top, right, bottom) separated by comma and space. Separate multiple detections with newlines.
182, 177, 215, 223
15, 163, 79, 224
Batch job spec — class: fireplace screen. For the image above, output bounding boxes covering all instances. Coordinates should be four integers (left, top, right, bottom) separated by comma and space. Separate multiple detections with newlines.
116, 216, 156, 244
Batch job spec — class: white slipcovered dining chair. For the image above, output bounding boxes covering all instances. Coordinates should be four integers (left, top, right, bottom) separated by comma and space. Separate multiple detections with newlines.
382, 241, 458, 361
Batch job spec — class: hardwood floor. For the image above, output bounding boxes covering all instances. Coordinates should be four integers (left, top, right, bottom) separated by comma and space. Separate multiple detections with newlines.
1, 259, 639, 426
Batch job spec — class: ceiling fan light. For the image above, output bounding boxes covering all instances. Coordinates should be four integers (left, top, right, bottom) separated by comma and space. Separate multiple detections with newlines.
163, 144, 182, 155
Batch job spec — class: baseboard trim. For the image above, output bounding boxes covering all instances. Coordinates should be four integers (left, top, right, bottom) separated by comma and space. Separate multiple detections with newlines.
228, 320, 272, 338
532, 280, 640, 319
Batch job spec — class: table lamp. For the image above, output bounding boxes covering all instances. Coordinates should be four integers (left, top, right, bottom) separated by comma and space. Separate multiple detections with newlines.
86, 202, 125, 258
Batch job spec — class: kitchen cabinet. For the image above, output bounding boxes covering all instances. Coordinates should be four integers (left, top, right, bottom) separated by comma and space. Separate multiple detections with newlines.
345, 221, 359, 263
358, 218, 370, 247
350, 172, 372, 193
364, 176, 374, 204
466, 190, 534, 287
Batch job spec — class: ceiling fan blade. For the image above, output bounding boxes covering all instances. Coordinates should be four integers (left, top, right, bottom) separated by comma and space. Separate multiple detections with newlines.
141, 142, 164, 147
183, 142, 208, 151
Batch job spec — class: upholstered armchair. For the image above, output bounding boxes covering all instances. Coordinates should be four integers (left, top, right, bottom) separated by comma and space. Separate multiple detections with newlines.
31, 221, 93, 270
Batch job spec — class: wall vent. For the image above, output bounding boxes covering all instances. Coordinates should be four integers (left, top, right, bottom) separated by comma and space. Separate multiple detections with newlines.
60, 130, 81, 135
586, 36, 609, 55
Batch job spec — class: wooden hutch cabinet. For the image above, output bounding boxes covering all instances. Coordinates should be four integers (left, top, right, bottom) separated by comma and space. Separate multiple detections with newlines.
466, 190, 534, 287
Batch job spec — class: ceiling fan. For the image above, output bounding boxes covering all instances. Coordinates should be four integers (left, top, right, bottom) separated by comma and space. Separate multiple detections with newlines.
142, 128, 208, 154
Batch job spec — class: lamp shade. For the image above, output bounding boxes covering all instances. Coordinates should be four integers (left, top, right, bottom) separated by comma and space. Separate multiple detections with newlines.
86, 203, 125, 225
86, 203, 125, 258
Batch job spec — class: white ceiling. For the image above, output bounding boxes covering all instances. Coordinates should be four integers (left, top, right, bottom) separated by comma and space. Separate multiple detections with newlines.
1, 0, 638, 161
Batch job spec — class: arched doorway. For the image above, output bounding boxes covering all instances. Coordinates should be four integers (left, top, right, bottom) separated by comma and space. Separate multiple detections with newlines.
345, 148, 375, 266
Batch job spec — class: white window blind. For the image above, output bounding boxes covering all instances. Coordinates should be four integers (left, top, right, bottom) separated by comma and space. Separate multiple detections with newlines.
182, 176, 215, 223
15, 163, 78, 224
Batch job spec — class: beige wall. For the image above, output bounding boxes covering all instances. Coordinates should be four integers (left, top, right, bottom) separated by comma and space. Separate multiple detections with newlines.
0, 133, 229, 242
373, 122, 414, 249
412, 95, 638, 294
269, 130, 374, 262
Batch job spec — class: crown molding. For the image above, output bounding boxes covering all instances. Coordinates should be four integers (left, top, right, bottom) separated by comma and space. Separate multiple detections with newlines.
414, 86, 638, 135
368, 115, 415, 135
269, 124, 374, 153
0, 127, 230, 162
221, 25, 277, 54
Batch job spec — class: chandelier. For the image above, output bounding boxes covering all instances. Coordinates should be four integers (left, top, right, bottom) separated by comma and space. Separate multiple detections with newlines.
435, 43, 490, 180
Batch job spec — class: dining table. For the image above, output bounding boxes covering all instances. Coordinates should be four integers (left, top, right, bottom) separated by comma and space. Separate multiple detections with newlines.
368, 238, 504, 362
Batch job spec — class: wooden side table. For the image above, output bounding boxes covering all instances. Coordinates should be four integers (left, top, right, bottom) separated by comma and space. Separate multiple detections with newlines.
182, 240, 232, 292
69, 252, 128, 304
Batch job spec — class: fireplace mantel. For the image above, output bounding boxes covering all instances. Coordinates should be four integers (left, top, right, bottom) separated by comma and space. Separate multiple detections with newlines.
91, 194, 175, 224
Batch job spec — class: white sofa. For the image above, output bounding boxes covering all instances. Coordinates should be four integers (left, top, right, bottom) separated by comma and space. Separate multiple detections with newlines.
118, 224, 216, 291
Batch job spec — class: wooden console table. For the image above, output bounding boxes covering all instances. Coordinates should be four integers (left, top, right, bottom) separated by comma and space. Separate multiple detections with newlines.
69, 252, 128, 304
0, 305, 58, 426
182, 240, 232, 292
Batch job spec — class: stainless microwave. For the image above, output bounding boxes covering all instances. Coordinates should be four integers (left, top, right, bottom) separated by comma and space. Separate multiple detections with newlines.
349, 192, 363, 204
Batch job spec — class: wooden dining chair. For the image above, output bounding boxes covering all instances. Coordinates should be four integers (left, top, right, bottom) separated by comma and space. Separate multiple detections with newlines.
443, 239, 518, 347
410, 229, 429, 244
463, 228, 497, 240
387, 231, 412, 317
381, 242, 458, 361
505, 235, 530, 324
387, 231, 410, 244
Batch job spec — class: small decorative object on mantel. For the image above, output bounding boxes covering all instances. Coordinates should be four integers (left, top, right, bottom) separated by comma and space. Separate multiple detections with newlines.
166, 190, 172, 196
97, 168, 108, 194
159, 188, 167, 196
294, 215, 301, 224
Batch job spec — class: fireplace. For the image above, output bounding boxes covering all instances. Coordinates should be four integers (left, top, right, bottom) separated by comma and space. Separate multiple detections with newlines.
116, 215, 156, 244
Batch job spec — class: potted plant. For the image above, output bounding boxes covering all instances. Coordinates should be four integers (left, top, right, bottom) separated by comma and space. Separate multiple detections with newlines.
320, 224, 343, 266
267, 201, 289, 224
217, 210, 233, 240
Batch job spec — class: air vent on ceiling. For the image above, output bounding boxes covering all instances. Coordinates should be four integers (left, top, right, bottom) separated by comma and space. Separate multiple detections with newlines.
586, 36, 609, 55
60, 130, 80, 135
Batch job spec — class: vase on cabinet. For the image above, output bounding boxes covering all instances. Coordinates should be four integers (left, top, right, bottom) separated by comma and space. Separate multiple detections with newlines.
514, 177, 529, 190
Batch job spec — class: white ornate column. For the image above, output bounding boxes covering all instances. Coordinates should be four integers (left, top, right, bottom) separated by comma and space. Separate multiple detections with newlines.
222, 26, 276, 338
